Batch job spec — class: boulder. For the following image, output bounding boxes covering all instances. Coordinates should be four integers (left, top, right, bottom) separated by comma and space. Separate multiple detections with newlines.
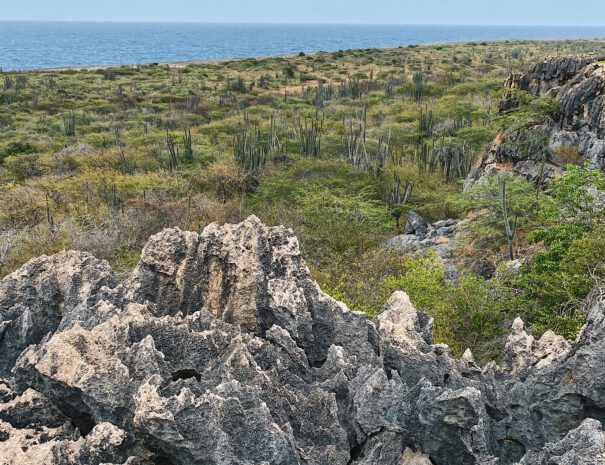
0, 251, 116, 378
404, 211, 429, 236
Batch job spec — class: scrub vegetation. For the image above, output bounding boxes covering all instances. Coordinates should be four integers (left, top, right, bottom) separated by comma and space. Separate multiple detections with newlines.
2, 39, 605, 362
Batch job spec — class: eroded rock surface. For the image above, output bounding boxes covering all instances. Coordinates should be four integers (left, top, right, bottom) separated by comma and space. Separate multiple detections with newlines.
0, 251, 116, 378
1, 216, 604, 464
467, 54, 605, 188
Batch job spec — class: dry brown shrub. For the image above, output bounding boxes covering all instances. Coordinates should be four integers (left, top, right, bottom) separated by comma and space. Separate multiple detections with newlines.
554, 145, 583, 165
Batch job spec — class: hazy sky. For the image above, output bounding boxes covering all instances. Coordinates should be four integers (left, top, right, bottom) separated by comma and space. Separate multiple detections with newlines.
2, 0, 605, 25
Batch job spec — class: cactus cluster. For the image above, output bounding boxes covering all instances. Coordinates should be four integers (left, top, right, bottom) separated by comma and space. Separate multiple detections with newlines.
3, 75, 14, 91
166, 132, 179, 171
183, 127, 194, 162
294, 111, 324, 158
63, 112, 76, 137
412, 71, 424, 102
234, 125, 268, 172
389, 175, 414, 227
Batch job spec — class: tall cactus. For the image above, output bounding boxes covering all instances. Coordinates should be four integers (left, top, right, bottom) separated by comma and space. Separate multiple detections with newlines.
498, 176, 518, 260
114, 126, 129, 173
343, 106, 367, 168
389, 175, 414, 229
294, 111, 324, 158
418, 105, 434, 140
166, 132, 179, 171
63, 112, 76, 137
183, 127, 193, 162
412, 71, 424, 103
45, 193, 54, 230
234, 125, 267, 173
3, 75, 14, 91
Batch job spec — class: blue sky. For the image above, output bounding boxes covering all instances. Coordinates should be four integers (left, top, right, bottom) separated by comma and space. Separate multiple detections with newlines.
3, 0, 605, 25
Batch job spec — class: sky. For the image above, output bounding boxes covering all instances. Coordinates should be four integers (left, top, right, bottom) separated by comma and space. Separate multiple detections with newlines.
2, 0, 605, 26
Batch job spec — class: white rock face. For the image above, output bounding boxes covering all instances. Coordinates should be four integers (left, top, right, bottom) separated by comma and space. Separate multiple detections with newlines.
504, 318, 571, 374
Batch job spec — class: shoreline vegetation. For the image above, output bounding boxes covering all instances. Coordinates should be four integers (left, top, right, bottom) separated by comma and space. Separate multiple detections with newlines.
2, 38, 605, 361
10, 38, 605, 73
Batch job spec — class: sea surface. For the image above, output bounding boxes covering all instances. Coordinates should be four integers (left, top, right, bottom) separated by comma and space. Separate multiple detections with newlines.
2, 22, 605, 71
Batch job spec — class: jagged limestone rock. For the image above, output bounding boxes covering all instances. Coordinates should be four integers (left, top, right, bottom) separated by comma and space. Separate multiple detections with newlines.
0, 390, 133, 465
1, 216, 605, 464
518, 418, 605, 465
0, 383, 87, 464
500, 54, 605, 107
467, 54, 605, 189
0, 251, 116, 378
119, 216, 380, 367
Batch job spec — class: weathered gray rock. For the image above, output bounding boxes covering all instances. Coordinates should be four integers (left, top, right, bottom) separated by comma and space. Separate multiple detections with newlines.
386, 213, 462, 253
0, 387, 69, 430
404, 211, 429, 236
0, 251, 116, 378
500, 54, 605, 108
375, 292, 460, 388
518, 418, 605, 465
1, 216, 605, 465
119, 216, 379, 368
467, 54, 605, 189
0, 420, 134, 465
386, 214, 465, 279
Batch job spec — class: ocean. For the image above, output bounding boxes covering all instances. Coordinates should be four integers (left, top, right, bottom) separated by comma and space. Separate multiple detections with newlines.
2, 22, 605, 71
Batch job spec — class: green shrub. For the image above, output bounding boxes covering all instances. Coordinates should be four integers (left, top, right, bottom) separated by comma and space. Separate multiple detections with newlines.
385, 164, 462, 223
382, 254, 516, 361
0, 141, 38, 163
509, 167, 605, 338
497, 90, 560, 130
517, 228, 605, 338
4, 153, 44, 180
461, 175, 554, 255
547, 164, 605, 223
247, 159, 392, 267
195, 160, 247, 203
320, 250, 517, 363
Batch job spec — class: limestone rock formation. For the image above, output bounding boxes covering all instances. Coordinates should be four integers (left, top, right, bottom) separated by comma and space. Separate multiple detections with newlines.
466, 54, 605, 188
386, 211, 465, 278
0, 251, 117, 378
518, 418, 605, 465
388, 211, 461, 249
1, 216, 605, 464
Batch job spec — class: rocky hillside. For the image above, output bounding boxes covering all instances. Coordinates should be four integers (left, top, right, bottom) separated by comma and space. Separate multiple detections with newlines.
467, 53, 605, 187
1, 216, 605, 465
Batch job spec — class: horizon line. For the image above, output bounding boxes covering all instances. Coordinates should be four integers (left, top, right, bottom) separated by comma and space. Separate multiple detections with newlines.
2, 20, 605, 28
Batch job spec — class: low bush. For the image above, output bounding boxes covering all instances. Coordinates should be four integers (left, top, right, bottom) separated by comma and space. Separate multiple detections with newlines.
319, 250, 518, 363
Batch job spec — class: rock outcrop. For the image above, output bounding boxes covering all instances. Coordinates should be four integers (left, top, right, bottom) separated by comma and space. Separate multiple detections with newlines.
1, 216, 605, 464
467, 54, 605, 188
386, 212, 461, 250
385, 211, 466, 278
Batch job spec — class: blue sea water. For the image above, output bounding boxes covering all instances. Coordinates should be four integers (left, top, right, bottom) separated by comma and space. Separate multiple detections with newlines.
1, 22, 605, 71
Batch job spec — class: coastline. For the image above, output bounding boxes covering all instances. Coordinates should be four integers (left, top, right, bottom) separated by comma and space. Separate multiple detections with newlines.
15, 37, 605, 73
20, 53, 297, 72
